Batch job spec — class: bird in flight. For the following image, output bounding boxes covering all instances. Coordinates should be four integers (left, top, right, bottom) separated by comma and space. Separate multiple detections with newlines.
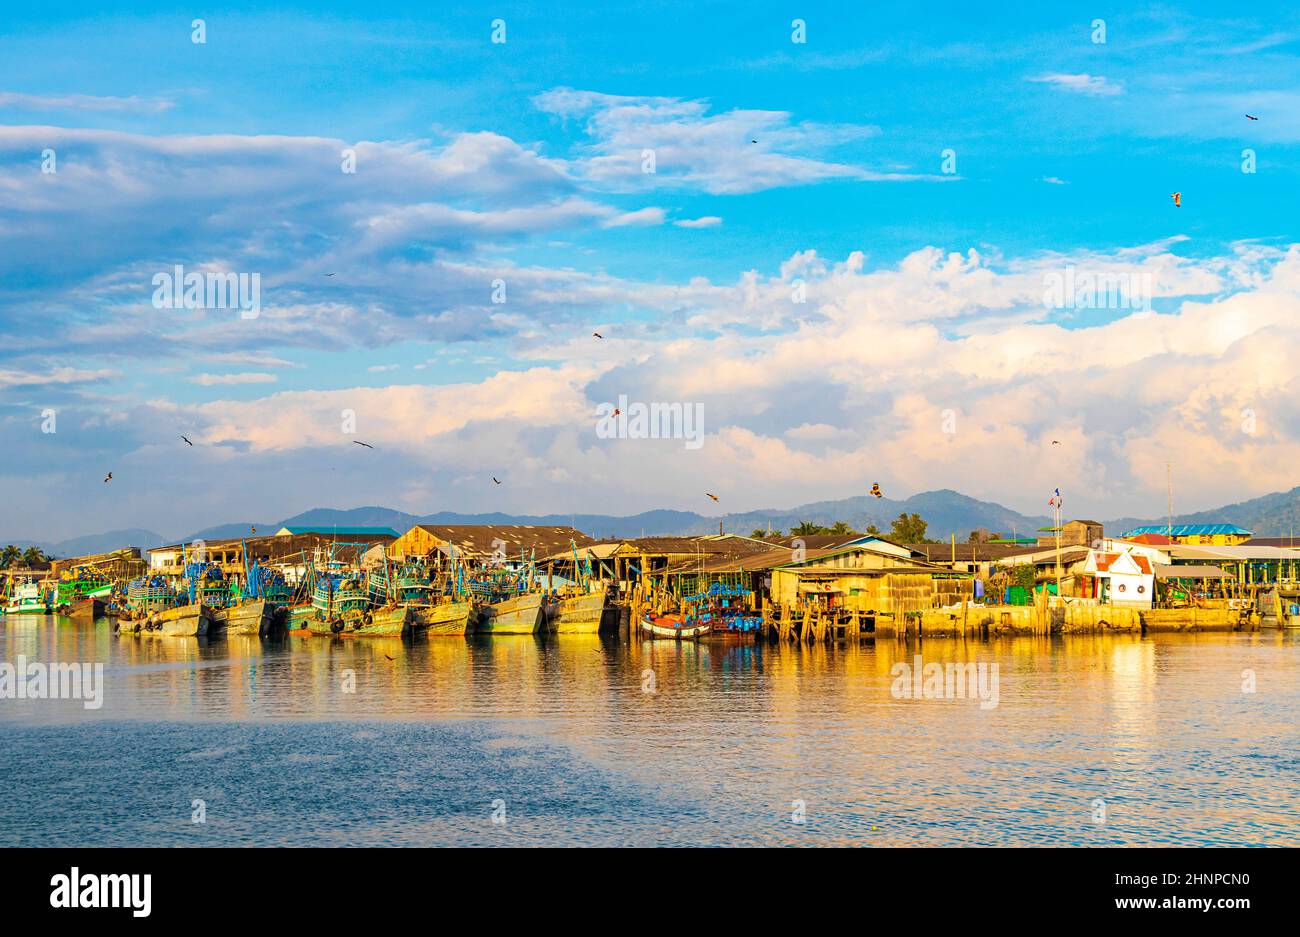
870, 483, 883, 498
323, 273, 336, 277
250, 526, 257, 534
353, 441, 374, 449
705, 493, 719, 502
492, 477, 502, 485
592, 331, 603, 339
613, 408, 621, 416
103, 472, 113, 483
1246, 114, 1259, 120
181, 435, 193, 446
750, 139, 757, 144
384, 654, 395, 661
1051, 440, 1061, 446
1171, 192, 1181, 208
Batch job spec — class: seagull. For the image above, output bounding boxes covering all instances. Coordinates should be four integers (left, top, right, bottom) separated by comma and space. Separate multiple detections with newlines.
705, 493, 719, 502
181, 435, 193, 446
353, 441, 374, 449
1171, 192, 1181, 208
750, 139, 757, 144
592, 331, 603, 339
250, 526, 257, 534
492, 477, 502, 485
1246, 114, 1259, 120
103, 472, 112, 483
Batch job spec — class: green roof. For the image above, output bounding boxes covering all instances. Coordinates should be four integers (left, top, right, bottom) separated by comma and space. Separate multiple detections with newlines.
277, 525, 398, 537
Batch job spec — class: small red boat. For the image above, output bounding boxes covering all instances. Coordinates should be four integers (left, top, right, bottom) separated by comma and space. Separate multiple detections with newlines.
640, 612, 711, 640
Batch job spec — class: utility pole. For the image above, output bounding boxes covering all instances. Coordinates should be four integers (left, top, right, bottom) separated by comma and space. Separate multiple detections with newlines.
1166, 463, 1174, 538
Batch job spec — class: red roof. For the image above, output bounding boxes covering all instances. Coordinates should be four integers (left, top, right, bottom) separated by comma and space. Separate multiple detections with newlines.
1096, 552, 1151, 574
1128, 533, 1171, 545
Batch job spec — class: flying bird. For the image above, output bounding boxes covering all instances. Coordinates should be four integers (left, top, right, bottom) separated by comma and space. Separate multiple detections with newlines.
613, 408, 621, 416
1246, 114, 1259, 120
353, 441, 374, 450
103, 472, 112, 483
870, 483, 883, 499
1171, 192, 1181, 208
181, 435, 193, 446
384, 654, 395, 661
705, 493, 719, 502
1051, 440, 1061, 446
750, 139, 757, 144
492, 477, 502, 485
323, 273, 336, 277
592, 331, 603, 339
250, 526, 257, 534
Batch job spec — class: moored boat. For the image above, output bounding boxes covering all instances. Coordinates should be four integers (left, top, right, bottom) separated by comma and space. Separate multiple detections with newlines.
118, 601, 211, 637
2, 578, 50, 615
415, 600, 478, 635
66, 595, 107, 623
551, 583, 611, 634
354, 604, 413, 637
641, 611, 711, 640
478, 591, 546, 634
212, 598, 275, 636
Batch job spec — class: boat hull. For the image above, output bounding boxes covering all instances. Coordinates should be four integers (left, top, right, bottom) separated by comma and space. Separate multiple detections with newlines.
118, 603, 211, 637
415, 601, 477, 635
212, 599, 275, 636
479, 593, 545, 634
66, 597, 107, 623
354, 606, 412, 637
641, 614, 710, 640
553, 586, 610, 634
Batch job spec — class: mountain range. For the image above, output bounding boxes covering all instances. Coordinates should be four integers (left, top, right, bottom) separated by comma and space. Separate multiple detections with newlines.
9, 485, 1300, 557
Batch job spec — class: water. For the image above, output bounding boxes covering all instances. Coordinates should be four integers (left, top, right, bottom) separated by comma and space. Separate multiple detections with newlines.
1, 616, 1297, 846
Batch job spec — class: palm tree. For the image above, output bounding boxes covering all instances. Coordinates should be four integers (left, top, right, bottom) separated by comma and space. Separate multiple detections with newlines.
0, 545, 19, 569
21, 546, 47, 567
789, 521, 829, 537
828, 521, 856, 535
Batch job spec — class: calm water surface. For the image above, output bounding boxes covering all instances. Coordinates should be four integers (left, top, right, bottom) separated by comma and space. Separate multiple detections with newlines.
1, 616, 1297, 846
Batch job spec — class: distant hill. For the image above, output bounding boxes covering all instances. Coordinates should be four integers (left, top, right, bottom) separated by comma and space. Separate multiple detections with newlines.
20, 484, 1300, 556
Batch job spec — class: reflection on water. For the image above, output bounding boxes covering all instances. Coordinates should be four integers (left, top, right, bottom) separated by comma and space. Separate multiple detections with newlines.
1, 615, 1297, 846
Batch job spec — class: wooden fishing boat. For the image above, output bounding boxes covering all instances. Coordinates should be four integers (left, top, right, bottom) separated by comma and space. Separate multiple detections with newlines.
641, 611, 711, 640
284, 603, 315, 631
552, 583, 611, 634
2, 579, 50, 615
211, 598, 275, 636
478, 591, 546, 634
125, 575, 176, 618
414, 600, 478, 635
65, 595, 107, 623
353, 604, 413, 637
307, 575, 370, 635
119, 602, 211, 637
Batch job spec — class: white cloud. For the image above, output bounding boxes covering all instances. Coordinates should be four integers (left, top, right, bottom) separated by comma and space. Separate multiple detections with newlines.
674, 216, 723, 228
1029, 73, 1124, 96
534, 87, 938, 194
0, 91, 174, 113
190, 372, 278, 385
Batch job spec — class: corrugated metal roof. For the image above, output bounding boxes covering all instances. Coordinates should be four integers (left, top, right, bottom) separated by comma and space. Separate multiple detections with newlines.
278, 525, 399, 537
1121, 523, 1252, 537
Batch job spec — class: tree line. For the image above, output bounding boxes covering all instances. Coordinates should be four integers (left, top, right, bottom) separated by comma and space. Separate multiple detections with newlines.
0, 545, 53, 568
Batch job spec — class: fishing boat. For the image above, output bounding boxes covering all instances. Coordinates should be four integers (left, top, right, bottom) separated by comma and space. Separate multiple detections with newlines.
213, 598, 275, 636
478, 591, 546, 634
65, 595, 107, 623
551, 582, 612, 634
123, 575, 176, 620
2, 578, 50, 615
641, 611, 711, 640
53, 570, 113, 611
415, 600, 478, 635
354, 604, 413, 637
691, 583, 764, 642
307, 574, 371, 635
118, 602, 211, 637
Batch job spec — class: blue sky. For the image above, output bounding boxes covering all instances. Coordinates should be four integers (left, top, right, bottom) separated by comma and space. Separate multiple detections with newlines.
2, 3, 1300, 540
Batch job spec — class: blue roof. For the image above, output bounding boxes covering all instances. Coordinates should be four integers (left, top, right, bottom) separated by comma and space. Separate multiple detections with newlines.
1122, 524, 1252, 537
278, 525, 398, 537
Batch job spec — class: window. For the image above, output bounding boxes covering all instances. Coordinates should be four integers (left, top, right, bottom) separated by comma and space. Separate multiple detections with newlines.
1137, 585, 1145, 593
1118, 583, 1127, 592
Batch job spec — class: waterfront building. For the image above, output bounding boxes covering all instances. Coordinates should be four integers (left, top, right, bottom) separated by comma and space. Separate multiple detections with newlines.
1120, 523, 1252, 546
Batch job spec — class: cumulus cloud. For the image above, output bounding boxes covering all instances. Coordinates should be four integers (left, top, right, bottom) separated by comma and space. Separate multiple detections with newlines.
534, 87, 937, 194
1029, 73, 1124, 96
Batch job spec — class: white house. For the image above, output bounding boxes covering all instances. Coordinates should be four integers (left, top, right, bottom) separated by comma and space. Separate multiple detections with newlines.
1084, 550, 1155, 607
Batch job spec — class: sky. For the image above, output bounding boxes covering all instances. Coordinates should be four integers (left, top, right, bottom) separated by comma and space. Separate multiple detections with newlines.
2, 2, 1300, 541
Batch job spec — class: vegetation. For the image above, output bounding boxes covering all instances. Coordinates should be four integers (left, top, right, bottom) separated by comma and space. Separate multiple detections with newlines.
1012, 564, 1036, 591
0, 545, 50, 568
786, 520, 859, 537
888, 512, 933, 543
